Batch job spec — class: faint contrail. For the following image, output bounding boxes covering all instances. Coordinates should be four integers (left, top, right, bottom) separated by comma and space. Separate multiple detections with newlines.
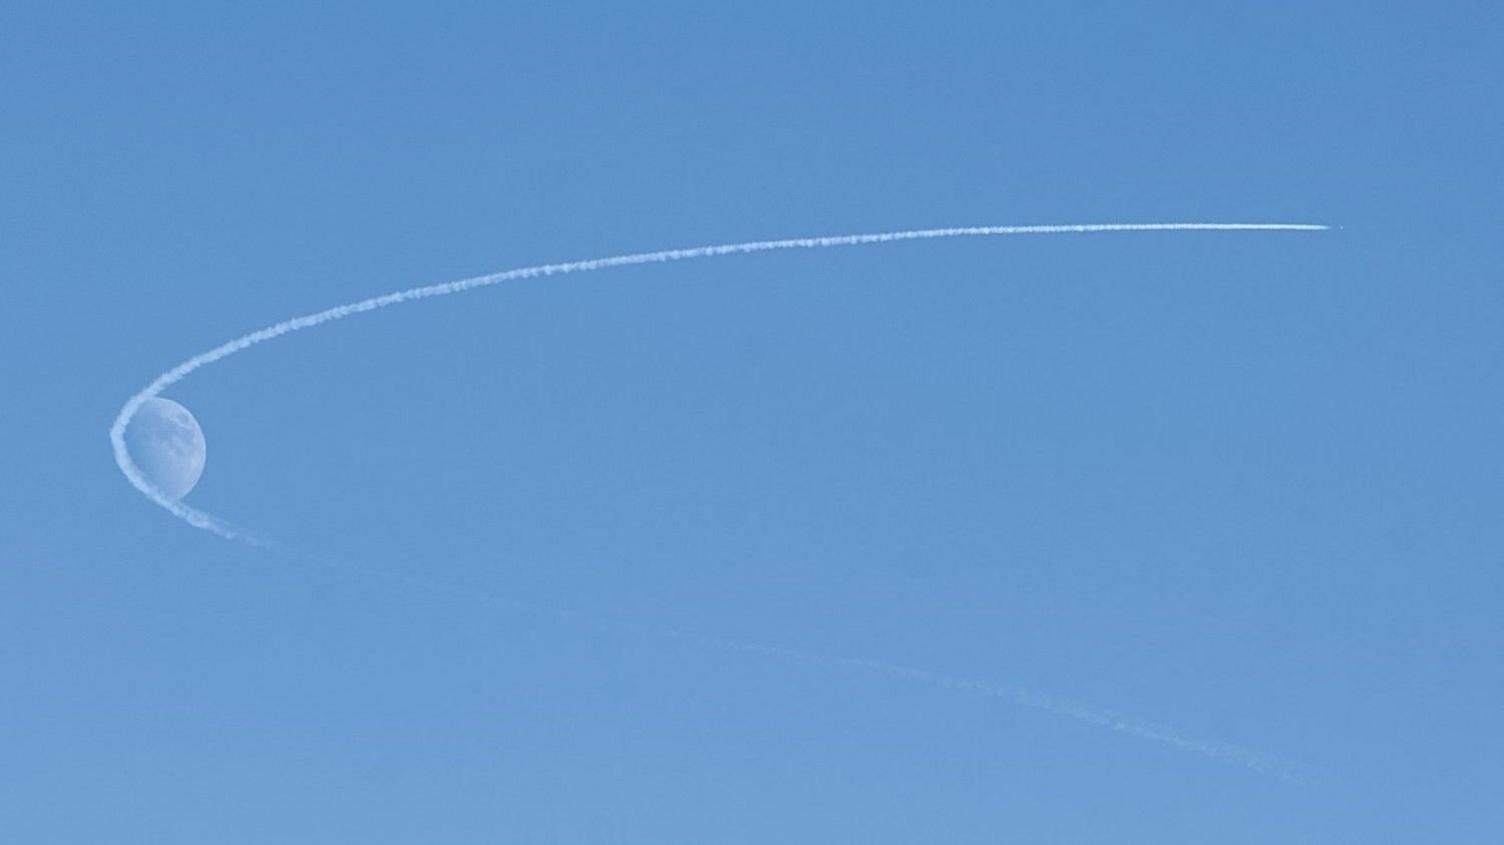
714, 640, 1320, 780
108, 221, 1328, 777
308, 552, 1323, 781
110, 221, 1326, 537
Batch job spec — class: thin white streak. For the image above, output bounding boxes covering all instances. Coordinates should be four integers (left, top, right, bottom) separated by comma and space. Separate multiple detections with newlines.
110, 222, 1326, 537
293, 553, 1322, 781
720, 641, 1319, 780
108, 221, 1327, 777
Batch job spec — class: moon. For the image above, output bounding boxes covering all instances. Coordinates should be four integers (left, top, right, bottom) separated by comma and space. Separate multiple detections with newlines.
123, 397, 206, 500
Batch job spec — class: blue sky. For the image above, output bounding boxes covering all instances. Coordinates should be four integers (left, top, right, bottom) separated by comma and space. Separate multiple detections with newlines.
3, 2, 1502, 841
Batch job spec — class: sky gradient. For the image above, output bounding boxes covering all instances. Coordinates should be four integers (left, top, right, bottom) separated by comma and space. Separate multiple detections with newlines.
3, 3, 1502, 842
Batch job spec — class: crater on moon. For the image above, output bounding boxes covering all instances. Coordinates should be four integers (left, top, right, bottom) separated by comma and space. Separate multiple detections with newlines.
124, 396, 206, 500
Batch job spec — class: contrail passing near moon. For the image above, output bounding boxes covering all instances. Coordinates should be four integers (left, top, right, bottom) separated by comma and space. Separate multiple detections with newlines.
109, 221, 1329, 775
110, 221, 1326, 536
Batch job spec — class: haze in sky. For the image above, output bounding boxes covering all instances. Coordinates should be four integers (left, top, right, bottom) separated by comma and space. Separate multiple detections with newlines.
3, 3, 1502, 842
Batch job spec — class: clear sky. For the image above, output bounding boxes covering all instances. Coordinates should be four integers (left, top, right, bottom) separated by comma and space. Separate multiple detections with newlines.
3, 2, 1501, 842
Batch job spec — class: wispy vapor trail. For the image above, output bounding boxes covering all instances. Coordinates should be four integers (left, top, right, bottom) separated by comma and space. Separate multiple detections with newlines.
724, 644, 1318, 779
108, 221, 1327, 776
307, 553, 1322, 781
110, 221, 1325, 536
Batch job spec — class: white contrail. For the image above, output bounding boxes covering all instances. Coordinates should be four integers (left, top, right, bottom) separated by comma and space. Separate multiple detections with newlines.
108, 221, 1327, 777
716, 641, 1320, 780
110, 221, 1326, 537
305, 553, 1322, 781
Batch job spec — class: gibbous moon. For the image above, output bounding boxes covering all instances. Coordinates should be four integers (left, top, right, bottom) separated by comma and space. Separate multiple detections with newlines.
124, 397, 206, 499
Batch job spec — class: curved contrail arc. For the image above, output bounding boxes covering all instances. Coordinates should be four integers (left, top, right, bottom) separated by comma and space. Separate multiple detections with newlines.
108, 221, 1328, 778
110, 222, 1326, 538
